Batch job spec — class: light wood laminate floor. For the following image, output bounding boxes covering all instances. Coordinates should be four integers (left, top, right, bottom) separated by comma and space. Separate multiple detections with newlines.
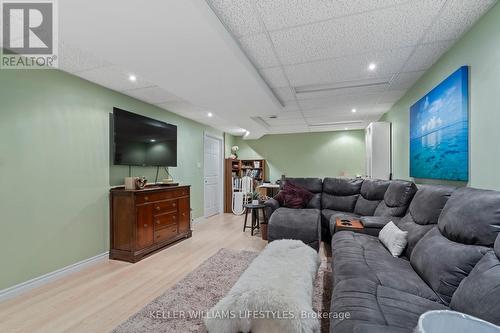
0, 214, 267, 333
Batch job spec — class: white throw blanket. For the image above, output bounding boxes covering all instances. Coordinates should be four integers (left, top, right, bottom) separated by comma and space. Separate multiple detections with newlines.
204, 240, 320, 333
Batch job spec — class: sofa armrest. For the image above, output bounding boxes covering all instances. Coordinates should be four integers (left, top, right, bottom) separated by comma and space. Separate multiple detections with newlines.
264, 198, 281, 220
360, 216, 401, 236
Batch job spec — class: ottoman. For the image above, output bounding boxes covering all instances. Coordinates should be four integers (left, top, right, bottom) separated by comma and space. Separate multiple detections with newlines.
204, 240, 320, 333
268, 208, 321, 251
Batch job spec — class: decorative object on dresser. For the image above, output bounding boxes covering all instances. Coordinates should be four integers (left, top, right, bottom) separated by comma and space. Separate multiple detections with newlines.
110, 185, 191, 263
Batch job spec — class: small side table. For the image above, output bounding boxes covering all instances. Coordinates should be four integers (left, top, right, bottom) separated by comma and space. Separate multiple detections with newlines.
243, 204, 267, 236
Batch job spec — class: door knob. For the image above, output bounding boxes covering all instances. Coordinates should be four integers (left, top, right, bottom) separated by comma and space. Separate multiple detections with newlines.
144, 224, 148, 228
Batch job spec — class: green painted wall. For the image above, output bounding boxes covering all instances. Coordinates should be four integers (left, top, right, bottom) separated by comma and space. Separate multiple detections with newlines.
233, 130, 366, 182
381, 3, 500, 190
0, 69, 222, 290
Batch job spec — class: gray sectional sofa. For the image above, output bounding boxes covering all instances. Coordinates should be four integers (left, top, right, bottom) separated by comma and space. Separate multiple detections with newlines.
264, 177, 417, 249
331, 186, 500, 332
264, 178, 500, 331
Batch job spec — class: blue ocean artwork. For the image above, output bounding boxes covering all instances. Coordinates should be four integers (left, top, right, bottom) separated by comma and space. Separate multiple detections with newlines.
410, 66, 469, 181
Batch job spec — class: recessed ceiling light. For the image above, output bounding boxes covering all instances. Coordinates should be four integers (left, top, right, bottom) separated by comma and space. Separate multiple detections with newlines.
128, 74, 137, 82
351, 108, 357, 113
244, 130, 250, 137
368, 63, 377, 71
207, 112, 213, 117
344, 127, 348, 130
150, 139, 156, 142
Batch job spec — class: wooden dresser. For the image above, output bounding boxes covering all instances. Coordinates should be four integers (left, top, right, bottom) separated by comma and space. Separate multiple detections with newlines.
110, 185, 191, 263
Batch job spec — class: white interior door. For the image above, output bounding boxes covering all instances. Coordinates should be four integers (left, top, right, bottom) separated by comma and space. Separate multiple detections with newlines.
204, 134, 222, 217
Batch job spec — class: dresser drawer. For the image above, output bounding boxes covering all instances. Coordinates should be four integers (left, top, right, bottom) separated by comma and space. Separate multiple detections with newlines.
154, 212, 178, 229
136, 189, 188, 204
154, 225, 178, 242
152, 200, 178, 214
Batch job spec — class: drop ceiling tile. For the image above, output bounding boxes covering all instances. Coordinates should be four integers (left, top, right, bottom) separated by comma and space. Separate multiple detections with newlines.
59, 43, 111, 73
389, 71, 426, 90
285, 47, 412, 87
270, 0, 444, 65
402, 40, 456, 72
207, 0, 264, 38
76, 66, 151, 92
259, 67, 289, 87
123, 86, 182, 104
299, 93, 380, 111
272, 87, 295, 102
238, 33, 280, 68
423, 0, 496, 43
295, 82, 391, 101
255, 0, 409, 31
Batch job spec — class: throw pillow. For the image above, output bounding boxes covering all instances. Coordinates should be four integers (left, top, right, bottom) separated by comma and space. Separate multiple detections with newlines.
274, 182, 314, 209
379, 221, 408, 257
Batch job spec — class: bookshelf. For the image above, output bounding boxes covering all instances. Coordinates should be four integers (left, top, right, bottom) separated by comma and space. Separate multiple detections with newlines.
224, 158, 266, 213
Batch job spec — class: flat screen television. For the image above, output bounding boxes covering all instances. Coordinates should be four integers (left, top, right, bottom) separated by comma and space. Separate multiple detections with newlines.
112, 108, 177, 167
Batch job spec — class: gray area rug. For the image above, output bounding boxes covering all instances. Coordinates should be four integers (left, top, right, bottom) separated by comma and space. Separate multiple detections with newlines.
112, 248, 332, 333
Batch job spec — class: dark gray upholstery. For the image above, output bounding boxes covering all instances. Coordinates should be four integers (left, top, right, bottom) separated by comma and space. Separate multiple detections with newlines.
450, 247, 500, 325
331, 232, 440, 302
354, 179, 390, 216
330, 278, 446, 333
410, 227, 489, 305
438, 187, 500, 247
374, 180, 417, 217
330, 186, 500, 332
282, 177, 323, 209
359, 216, 400, 236
267, 208, 321, 251
263, 197, 280, 221
396, 185, 455, 258
321, 178, 362, 212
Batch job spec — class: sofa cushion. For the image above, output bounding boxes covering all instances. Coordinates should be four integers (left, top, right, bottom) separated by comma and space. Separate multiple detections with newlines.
323, 177, 363, 195
322, 193, 359, 212
396, 185, 455, 258
374, 180, 417, 217
282, 178, 323, 209
450, 248, 500, 325
438, 187, 500, 247
354, 179, 390, 216
379, 222, 408, 257
409, 185, 455, 225
268, 208, 321, 251
354, 196, 381, 216
410, 227, 489, 305
331, 232, 440, 302
330, 278, 447, 333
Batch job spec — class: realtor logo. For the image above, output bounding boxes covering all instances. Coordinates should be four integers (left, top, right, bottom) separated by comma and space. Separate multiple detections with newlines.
1, 0, 58, 69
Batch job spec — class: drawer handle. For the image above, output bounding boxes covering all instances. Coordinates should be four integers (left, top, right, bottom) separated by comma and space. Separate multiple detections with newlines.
172, 203, 177, 207
144, 196, 149, 201
156, 220, 160, 224
182, 213, 186, 217
144, 224, 148, 228
172, 216, 176, 220
155, 206, 161, 211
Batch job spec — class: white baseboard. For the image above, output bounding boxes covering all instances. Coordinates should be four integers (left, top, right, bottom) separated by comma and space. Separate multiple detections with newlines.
0, 252, 109, 302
